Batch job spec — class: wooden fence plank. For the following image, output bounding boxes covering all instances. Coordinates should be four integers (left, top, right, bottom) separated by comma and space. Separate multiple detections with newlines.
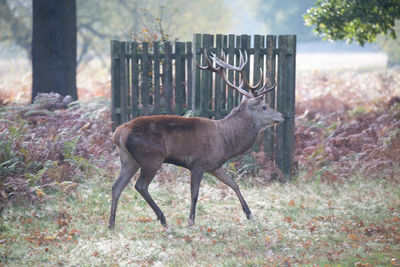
241, 34, 250, 90
222, 35, 228, 111
186, 41, 193, 113
284, 35, 296, 177
193, 34, 202, 113
131, 42, 139, 118
208, 35, 214, 113
119, 42, 128, 123
214, 34, 223, 119
227, 34, 235, 111
276, 35, 296, 178
234, 35, 240, 105
153, 42, 160, 114
175, 42, 185, 115
164, 42, 173, 114
200, 34, 212, 117
111, 40, 121, 128
180, 43, 187, 110
264, 35, 277, 158
253, 35, 261, 91
141, 42, 150, 115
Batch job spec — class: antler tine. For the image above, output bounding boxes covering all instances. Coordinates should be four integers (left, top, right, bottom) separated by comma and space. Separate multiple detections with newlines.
239, 50, 247, 68
224, 76, 252, 98
220, 49, 227, 61
196, 49, 221, 72
256, 80, 276, 96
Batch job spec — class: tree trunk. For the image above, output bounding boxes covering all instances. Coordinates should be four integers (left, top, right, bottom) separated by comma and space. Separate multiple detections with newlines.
31, 0, 77, 102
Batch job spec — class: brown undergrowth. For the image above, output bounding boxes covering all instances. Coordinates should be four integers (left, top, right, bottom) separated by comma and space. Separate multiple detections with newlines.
295, 68, 400, 182
0, 95, 116, 211
1, 68, 399, 211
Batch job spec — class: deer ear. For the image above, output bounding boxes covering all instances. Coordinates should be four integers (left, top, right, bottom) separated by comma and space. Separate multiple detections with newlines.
247, 95, 263, 109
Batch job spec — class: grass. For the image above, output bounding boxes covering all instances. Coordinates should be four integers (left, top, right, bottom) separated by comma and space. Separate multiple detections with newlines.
1, 166, 399, 266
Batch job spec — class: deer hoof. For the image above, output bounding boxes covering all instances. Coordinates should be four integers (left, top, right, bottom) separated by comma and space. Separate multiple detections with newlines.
247, 213, 253, 220
188, 218, 195, 227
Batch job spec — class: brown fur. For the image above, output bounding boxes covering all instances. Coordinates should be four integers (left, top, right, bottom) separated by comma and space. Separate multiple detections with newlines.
108, 98, 284, 228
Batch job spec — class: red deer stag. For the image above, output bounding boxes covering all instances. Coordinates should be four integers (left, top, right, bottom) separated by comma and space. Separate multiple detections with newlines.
108, 50, 284, 228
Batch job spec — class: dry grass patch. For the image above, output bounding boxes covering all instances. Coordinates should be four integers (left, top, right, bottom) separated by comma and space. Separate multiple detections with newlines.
1, 170, 399, 266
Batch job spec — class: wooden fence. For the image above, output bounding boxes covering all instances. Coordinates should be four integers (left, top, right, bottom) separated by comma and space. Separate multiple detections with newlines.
110, 34, 296, 178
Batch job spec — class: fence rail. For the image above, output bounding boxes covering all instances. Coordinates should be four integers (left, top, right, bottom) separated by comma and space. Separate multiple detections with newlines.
111, 34, 296, 178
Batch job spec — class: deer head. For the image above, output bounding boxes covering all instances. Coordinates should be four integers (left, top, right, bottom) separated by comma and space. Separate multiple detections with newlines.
197, 49, 284, 130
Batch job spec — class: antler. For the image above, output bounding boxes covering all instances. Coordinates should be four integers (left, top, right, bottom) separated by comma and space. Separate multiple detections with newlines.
196, 49, 253, 98
197, 49, 276, 98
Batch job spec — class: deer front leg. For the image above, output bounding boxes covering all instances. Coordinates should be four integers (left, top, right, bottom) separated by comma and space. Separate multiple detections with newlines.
135, 162, 167, 227
209, 167, 252, 220
188, 169, 204, 226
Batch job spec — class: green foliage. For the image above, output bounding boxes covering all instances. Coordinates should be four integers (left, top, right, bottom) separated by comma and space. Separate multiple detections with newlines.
304, 0, 400, 45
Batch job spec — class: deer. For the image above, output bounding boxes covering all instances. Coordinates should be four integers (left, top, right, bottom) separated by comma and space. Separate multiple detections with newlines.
108, 49, 284, 229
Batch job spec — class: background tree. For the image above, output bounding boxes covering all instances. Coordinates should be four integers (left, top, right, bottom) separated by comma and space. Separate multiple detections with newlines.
1, 0, 232, 66
31, 0, 77, 101
379, 22, 400, 65
0, 0, 31, 58
304, 0, 400, 45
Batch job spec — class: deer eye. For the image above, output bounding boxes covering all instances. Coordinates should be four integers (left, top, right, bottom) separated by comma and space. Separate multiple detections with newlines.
262, 106, 267, 110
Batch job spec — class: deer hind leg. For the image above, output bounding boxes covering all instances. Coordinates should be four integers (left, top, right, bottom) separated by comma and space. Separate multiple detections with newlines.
209, 167, 252, 220
188, 169, 205, 227
134, 160, 166, 227
108, 151, 140, 229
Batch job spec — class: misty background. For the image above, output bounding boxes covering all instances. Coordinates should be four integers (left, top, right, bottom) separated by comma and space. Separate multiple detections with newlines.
1, 0, 395, 61
0, 0, 397, 102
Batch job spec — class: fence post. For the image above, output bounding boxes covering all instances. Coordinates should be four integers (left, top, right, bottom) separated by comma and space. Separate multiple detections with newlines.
111, 40, 121, 129
276, 35, 296, 178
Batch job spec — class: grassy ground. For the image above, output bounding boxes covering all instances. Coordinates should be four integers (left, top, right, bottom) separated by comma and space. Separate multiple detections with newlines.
1, 166, 399, 266
1, 64, 399, 266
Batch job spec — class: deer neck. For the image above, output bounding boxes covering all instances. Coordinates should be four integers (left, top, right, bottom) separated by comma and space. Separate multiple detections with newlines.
217, 108, 259, 160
